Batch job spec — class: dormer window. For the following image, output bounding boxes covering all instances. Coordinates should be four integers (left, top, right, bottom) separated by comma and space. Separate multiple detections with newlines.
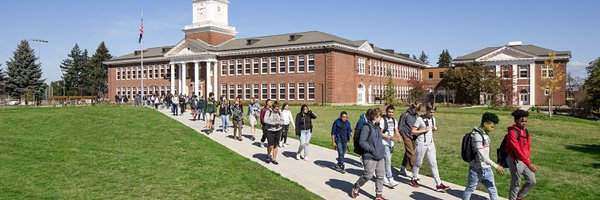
246, 39, 260, 45
289, 34, 303, 41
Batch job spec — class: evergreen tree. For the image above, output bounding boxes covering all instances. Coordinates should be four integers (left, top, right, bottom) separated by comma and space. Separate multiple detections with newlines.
412, 54, 417, 60
383, 69, 398, 105
90, 42, 113, 97
419, 51, 429, 64
5, 40, 46, 101
0, 65, 6, 95
437, 49, 452, 67
584, 57, 600, 111
61, 44, 93, 96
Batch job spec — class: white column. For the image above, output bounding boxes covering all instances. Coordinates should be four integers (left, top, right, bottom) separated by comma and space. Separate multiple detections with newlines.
495, 65, 501, 77
170, 64, 175, 95
194, 62, 199, 97
213, 61, 219, 98
529, 63, 536, 105
182, 63, 188, 95
512, 64, 518, 105
206, 61, 212, 97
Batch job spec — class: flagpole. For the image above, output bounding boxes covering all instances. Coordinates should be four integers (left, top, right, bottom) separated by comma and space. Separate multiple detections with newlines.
140, 9, 144, 106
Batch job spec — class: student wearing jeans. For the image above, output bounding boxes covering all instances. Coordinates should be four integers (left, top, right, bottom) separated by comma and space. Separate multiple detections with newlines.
379, 105, 401, 188
220, 98, 232, 133
505, 110, 537, 200
351, 108, 387, 200
232, 98, 244, 141
280, 103, 295, 147
295, 104, 317, 161
463, 112, 505, 200
409, 103, 450, 192
331, 111, 352, 173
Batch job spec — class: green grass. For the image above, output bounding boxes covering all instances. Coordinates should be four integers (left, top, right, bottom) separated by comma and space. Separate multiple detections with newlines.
277, 105, 600, 200
0, 106, 321, 199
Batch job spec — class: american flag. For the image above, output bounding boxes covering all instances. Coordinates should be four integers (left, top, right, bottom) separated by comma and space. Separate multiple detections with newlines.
138, 18, 144, 44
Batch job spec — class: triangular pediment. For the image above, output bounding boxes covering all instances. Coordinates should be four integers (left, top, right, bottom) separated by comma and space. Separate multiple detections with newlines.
165, 39, 209, 57
478, 47, 535, 61
358, 41, 374, 53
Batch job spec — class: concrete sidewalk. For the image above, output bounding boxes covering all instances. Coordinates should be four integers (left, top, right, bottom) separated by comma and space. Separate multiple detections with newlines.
157, 108, 501, 200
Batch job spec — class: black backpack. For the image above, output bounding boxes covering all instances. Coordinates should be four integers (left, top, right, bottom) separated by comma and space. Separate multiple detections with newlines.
353, 117, 371, 156
461, 129, 484, 162
497, 128, 529, 168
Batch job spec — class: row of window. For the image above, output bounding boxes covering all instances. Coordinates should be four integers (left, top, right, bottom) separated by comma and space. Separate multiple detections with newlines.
220, 54, 315, 76
116, 86, 170, 99
357, 58, 423, 80
220, 82, 316, 101
371, 85, 414, 101
116, 65, 167, 80
428, 72, 445, 79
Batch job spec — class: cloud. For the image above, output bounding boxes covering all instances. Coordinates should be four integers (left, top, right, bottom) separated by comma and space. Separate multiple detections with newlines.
568, 61, 589, 78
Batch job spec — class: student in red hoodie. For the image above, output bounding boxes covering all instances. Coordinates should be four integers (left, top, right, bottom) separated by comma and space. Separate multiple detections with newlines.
505, 109, 537, 200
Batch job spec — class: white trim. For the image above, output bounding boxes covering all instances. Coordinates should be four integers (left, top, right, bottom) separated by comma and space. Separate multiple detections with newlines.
529, 63, 536, 105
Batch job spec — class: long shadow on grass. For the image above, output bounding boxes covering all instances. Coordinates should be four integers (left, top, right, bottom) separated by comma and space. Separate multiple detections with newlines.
325, 179, 375, 199
447, 189, 487, 200
565, 144, 600, 156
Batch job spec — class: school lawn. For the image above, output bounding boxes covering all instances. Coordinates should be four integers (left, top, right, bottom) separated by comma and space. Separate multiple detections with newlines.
279, 105, 600, 200
0, 106, 321, 199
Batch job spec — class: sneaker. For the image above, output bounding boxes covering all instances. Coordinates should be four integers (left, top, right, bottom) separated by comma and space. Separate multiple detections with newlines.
296, 154, 302, 160
272, 160, 279, 165
383, 178, 391, 187
399, 167, 408, 177
266, 156, 272, 164
351, 185, 360, 198
436, 183, 450, 192
409, 179, 420, 188
388, 178, 399, 188
375, 194, 388, 200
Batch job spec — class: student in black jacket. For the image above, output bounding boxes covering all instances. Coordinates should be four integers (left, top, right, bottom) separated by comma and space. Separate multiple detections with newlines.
294, 104, 317, 161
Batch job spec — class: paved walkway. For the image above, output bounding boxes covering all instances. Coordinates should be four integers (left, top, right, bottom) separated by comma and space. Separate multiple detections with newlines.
157, 108, 502, 200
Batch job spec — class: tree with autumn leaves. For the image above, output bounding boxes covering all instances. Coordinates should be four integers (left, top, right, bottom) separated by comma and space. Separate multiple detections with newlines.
539, 52, 565, 117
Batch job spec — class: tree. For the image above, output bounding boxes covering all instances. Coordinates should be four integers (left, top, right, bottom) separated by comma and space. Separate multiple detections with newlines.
584, 57, 600, 112
5, 40, 46, 102
419, 51, 429, 64
89, 42, 113, 97
61, 44, 93, 96
383, 69, 398, 106
443, 62, 499, 105
538, 52, 565, 117
50, 80, 65, 96
437, 49, 452, 67
408, 75, 426, 103
412, 54, 417, 60
0, 65, 6, 95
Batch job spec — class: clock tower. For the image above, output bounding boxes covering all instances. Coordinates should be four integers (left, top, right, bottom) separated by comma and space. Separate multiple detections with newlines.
184, 0, 237, 46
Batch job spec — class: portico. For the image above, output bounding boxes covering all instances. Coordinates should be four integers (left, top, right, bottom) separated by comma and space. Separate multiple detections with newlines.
167, 51, 219, 98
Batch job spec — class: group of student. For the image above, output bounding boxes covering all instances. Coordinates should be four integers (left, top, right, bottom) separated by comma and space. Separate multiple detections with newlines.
161, 95, 536, 200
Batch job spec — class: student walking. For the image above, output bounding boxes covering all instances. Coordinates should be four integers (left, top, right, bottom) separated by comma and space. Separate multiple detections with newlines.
279, 103, 295, 147
264, 102, 284, 165
463, 112, 505, 200
171, 94, 180, 116
198, 96, 205, 121
247, 97, 261, 141
398, 102, 421, 176
190, 95, 200, 120
260, 99, 273, 146
295, 104, 317, 161
380, 105, 401, 188
220, 98, 232, 133
351, 108, 387, 200
409, 103, 450, 192
331, 111, 352, 173
204, 92, 217, 134
505, 110, 537, 200
232, 98, 244, 141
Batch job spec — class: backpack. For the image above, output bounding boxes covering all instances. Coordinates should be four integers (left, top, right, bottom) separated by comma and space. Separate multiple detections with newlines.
497, 128, 529, 168
382, 116, 396, 135
353, 114, 371, 155
417, 116, 435, 142
461, 128, 484, 162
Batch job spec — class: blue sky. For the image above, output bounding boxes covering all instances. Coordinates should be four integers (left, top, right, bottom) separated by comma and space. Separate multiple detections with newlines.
1, 0, 598, 83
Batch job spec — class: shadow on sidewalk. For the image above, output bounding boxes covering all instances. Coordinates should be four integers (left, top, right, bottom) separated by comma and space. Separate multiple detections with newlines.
252, 153, 269, 163
447, 189, 487, 200
242, 134, 256, 141
344, 158, 363, 168
345, 168, 365, 177
325, 179, 375, 199
410, 191, 443, 200
252, 142, 263, 148
281, 151, 297, 159
314, 160, 338, 171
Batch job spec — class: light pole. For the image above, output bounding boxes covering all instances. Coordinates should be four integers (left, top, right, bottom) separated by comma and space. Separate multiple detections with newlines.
28, 39, 48, 105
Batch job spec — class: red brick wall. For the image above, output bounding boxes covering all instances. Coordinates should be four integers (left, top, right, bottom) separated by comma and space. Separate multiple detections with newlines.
533, 61, 567, 106
108, 61, 171, 102
185, 31, 234, 46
